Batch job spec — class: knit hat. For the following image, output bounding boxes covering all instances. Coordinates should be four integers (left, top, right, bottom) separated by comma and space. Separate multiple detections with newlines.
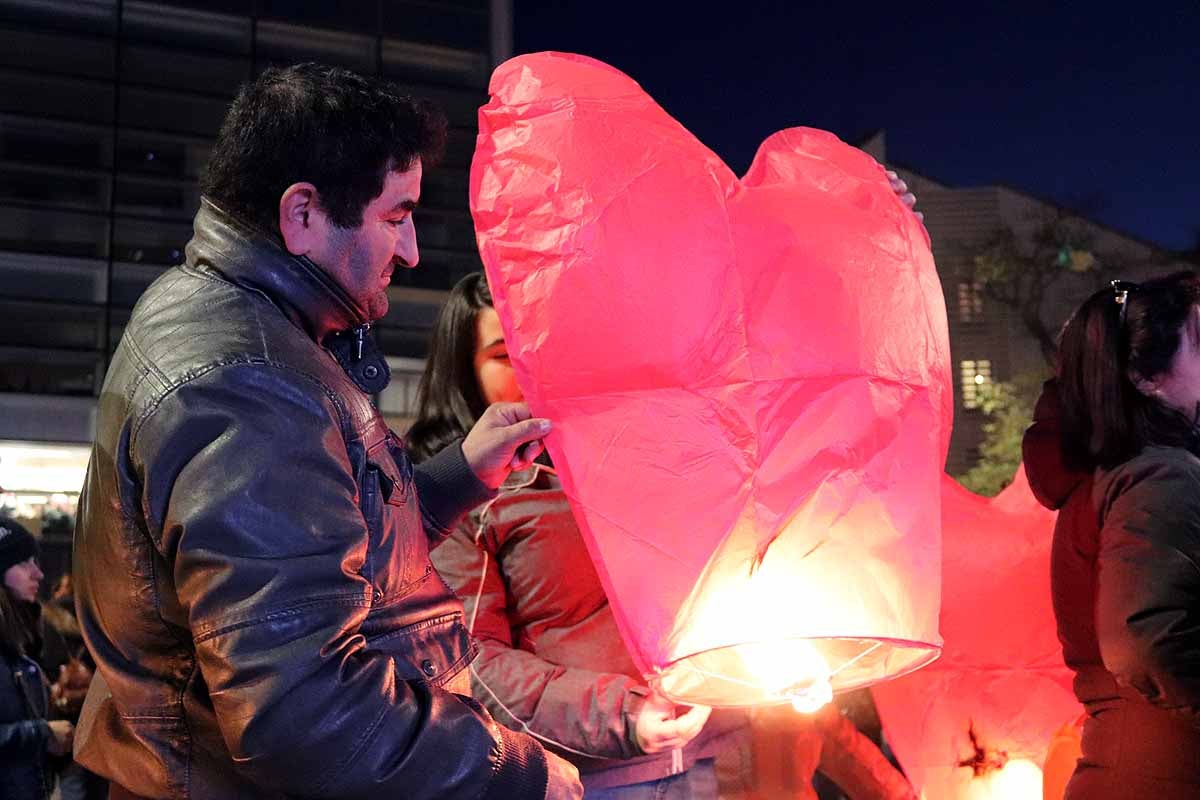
0, 516, 37, 574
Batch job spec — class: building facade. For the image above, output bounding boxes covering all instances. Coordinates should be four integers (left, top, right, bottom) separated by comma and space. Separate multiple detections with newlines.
0, 0, 509, 545
862, 132, 1183, 475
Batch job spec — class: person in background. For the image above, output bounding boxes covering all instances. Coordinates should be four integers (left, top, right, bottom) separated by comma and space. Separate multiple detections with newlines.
1024, 271, 1200, 799
0, 516, 74, 799
37, 574, 106, 800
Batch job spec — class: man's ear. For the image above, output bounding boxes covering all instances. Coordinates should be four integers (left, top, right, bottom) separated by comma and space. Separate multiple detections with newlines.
278, 182, 322, 256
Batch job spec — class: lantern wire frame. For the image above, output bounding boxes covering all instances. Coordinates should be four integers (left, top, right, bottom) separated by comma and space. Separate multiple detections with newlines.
650, 636, 941, 709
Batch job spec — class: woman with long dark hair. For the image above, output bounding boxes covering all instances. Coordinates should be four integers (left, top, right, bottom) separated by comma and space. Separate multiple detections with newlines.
0, 517, 74, 799
407, 273, 744, 798
1024, 271, 1200, 799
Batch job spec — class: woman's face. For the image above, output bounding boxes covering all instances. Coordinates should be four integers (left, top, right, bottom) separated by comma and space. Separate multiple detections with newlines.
1146, 306, 1200, 416
473, 307, 523, 405
4, 557, 43, 604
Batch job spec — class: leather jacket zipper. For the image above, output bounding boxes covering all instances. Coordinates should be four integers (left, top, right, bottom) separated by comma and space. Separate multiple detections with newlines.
354, 323, 370, 361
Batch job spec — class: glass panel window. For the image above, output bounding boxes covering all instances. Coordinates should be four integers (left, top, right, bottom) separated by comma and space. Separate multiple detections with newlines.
957, 281, 984, 323
0, 345, 102, 396
0, 69, 114, 124
0, 206, 109, 258
0, 252, 107, 304
0, 25, 115, 78
258, 0, 379, 33
119, 86, 229, 137
255, 20, 376, 73
117, 131, 211, 181
960, 359, 993, 410
382, 1, 488, 50
0, 114, 113, 171
0, 301, 105, 350
382, 38, 488, 88
121, 43, 248, 96
112, 216, 191, 265
121, 0, 251, 54
0, 163, 110, 211
115, 175, 200, 220
0, 0, 118, 36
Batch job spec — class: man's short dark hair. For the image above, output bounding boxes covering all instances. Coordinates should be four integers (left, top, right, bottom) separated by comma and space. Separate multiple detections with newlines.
200, 63, 447, 233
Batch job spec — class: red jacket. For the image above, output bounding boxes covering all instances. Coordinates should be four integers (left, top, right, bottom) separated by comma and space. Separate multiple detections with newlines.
430, 464, 746, 791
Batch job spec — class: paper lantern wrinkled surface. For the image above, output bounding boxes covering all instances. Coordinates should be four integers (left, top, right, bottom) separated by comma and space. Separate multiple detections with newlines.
470, 52, 951, 707
874, 469, 1079, 798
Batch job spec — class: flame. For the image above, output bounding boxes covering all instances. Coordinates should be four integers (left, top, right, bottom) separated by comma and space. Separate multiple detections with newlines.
736, 637, 834, 712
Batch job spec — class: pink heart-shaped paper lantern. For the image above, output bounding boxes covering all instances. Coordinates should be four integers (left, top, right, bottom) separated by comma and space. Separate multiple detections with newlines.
873, 469, 1078, 798
470, 52, 951, 707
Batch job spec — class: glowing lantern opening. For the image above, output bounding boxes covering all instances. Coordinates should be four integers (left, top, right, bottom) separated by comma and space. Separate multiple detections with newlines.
470, 52, 950, 708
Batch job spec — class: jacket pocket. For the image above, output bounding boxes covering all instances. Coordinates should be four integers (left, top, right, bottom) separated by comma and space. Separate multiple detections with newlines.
367, 612, 478, 691
361, 440, 425, 600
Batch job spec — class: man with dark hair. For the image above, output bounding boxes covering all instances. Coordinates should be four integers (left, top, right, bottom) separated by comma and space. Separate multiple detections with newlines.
73, 63, 581, 800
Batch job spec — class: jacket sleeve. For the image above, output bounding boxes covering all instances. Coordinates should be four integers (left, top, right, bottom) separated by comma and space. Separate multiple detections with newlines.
133, 363, 547, 799
413, 440, 493, 546
431, 517, 644, 761
812, 705, 917, 800
0, 718, 49, 760
1096, 457, 1200, 724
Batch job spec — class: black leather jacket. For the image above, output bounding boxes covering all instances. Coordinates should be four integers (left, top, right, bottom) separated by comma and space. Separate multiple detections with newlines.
73, 199, 549, 799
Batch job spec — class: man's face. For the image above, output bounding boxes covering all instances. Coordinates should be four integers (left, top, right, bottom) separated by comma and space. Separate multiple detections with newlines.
313, 161, 422, 322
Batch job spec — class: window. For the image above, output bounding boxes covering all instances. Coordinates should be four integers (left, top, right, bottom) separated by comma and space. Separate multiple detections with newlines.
960, 360, 992, 410
957, 281, 984, 323
0, 0, 498, 401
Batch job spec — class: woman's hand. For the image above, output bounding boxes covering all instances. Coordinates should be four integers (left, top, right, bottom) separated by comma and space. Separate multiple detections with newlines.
634, 692, 711, 754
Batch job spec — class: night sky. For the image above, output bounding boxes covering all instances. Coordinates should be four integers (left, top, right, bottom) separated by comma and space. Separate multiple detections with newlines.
512, 4, 1198, 251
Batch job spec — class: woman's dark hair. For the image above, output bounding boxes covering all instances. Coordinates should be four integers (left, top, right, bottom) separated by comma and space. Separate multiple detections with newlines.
1058, 270, 1200, 468
405, 273, 494, 463
200, 62, 447, 234
0, 582, 34, 658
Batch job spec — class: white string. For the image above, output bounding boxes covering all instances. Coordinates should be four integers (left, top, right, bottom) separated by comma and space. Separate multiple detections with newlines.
464, 463, 607, 759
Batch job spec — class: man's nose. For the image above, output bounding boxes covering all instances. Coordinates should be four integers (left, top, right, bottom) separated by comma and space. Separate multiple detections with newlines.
396, 220, 419, 268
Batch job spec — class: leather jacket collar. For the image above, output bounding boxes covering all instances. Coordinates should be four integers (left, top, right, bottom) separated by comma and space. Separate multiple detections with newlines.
186, 197, 368, 343
185, 198, 391, 394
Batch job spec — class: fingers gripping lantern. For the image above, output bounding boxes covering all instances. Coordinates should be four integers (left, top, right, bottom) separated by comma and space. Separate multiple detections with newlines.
470, 52, 951, 707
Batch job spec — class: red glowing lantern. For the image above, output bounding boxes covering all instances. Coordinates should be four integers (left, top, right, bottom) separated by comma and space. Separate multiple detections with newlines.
470, 52, 950, 707
873, 469, 1079, 798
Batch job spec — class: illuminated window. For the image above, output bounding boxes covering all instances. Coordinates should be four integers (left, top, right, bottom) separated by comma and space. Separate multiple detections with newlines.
960, 359, 992, 409
957, 281, 984, 322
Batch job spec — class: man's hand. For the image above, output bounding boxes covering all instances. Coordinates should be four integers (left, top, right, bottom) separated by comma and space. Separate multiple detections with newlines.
46, 719, 74, 756
544, 751, 583, 800
886, 169, 923, 224
634, 692, 711, 754
462, 402, 551, 489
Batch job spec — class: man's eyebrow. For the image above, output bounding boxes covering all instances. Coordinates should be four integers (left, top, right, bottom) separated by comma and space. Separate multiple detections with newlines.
483, 338, 505, 350
389, 199, 418, 213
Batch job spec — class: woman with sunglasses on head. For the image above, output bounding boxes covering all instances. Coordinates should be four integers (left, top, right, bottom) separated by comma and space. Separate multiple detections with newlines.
1023, 272, 1200, 800
406, 273, 746, 799
0, 516, 74, 799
